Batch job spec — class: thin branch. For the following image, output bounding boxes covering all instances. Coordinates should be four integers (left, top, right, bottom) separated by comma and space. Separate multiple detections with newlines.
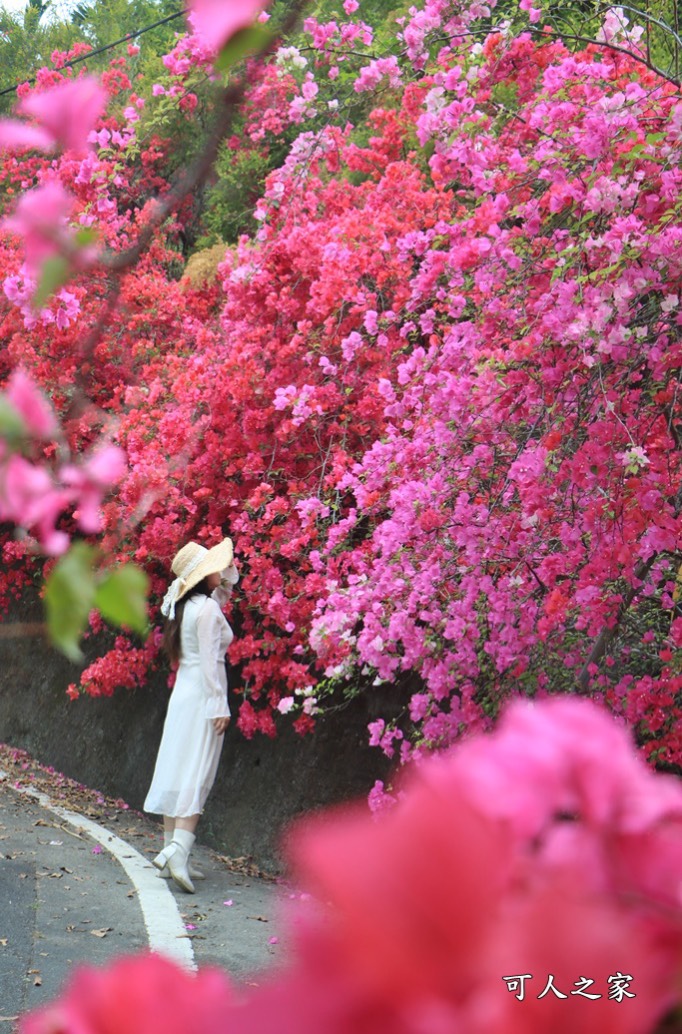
576, 554, 658, 690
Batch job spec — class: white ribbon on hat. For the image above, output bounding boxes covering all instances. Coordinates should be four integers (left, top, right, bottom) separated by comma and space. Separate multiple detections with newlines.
160, 548, 207, 620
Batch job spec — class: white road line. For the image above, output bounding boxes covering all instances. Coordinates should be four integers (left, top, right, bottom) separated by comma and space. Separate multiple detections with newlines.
0, 771, 195, 971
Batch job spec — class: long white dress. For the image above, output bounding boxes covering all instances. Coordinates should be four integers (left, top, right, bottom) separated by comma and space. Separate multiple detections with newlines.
144, 591, 234, 818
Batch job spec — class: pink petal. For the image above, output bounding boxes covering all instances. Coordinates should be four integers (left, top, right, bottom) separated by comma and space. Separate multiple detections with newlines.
5, 369, 58, 438
2, 455, 54, 521
187, 0, 270, 51
0, 455, 72, 555
0, 119, 54, 152
3, 180, 74, 278
73, 489, 104, 534
19, 76, 107, 154
81, 444, 126, 486
37, 527, 70, 556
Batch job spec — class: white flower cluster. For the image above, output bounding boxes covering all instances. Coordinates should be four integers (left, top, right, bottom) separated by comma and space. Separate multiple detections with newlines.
276, 45, 308, 69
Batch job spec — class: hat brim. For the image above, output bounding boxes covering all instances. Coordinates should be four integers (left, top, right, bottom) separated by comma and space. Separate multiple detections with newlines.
176, 538, 234, 602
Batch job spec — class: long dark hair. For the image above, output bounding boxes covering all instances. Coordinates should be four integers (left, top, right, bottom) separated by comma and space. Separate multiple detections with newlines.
163, 577, 213, 666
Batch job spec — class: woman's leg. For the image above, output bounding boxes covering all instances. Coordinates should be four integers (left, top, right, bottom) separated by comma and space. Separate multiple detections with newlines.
157, 815, 204, 882
175, 814, 200, 834
153, 814, 202, 892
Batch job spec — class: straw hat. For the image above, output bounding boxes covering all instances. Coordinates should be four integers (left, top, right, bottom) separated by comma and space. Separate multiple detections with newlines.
160, 538, 235, 619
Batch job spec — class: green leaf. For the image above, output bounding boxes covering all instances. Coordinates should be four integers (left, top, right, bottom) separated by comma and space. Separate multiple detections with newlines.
44, 543, 98, 662
0, 396, 27, 442
74, 227, 98, 248
33, 255, 72, 310
95, 564, 149, 636
215, 24, 272, 72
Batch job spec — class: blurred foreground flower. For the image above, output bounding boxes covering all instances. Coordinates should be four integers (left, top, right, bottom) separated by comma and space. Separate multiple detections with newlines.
0, 76, 107, 156
0, 369, 126, 554
3, 181, 74, 280
20, 698, 682, 1034
187, 0, 271, 51
20, 954, 234, 1034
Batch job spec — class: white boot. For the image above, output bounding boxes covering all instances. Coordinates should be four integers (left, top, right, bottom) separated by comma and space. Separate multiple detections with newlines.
157, 832, 205, 880
153, 829, 196, 893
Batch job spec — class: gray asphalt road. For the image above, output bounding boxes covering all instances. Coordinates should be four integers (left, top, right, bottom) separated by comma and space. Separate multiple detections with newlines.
0, 776, 288, 1025
0, 782, 148, 1018
0, 859, 34, 1021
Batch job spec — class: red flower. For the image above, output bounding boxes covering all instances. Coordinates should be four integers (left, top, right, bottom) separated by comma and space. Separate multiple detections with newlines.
20, 954, 233, 1034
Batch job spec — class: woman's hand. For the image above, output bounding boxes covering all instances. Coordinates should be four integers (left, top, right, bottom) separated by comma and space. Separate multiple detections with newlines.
213, 716, 231, 735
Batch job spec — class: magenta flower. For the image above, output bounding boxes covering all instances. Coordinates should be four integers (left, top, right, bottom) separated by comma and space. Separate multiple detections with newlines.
2, 180, 74, 278
0, 454, 70, 554
451, 697, 682, 841
0, 119, 54, 153
60, 445, 127, 534
187, 0, 271, 51
20, 954, 234, 1034
5, 369, 58, 438
18, 76, 107, 154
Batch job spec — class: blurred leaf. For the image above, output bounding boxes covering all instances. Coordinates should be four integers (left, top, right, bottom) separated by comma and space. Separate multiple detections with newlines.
95, 564, 149, 635
74, 227, 98, 248
44, 543, 97, 661
33, 255, 71, 310
215, 25, 272, 72
0, 397, 27, 442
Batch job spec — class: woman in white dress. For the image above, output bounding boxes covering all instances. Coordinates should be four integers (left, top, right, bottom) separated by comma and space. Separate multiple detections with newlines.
144, 538, 238, 893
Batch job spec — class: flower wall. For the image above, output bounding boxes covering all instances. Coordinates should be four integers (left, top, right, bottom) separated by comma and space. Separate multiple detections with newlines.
0, 1, 681, 769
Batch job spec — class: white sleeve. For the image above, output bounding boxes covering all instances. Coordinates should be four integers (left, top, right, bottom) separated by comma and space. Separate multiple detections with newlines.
211, 564, 238, 608
211, 583, 231, 608
196, 599, 231, 719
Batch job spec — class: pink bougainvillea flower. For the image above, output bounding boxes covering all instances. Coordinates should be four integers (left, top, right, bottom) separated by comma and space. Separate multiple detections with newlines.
2, 180, 74, 278
482, 866, 682, 1034
20, 953, 234, 1034
288, 782, 510, 1010
0, 119, 54, 152
0, 454, 70, 554
1, 455, 57, 526
19, 76, 107, 154
449, 696, 682, 840
5, 369, 58, 438
437, 699, 682, 931
60, 445, 127, 534
187, 0, 271, 51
